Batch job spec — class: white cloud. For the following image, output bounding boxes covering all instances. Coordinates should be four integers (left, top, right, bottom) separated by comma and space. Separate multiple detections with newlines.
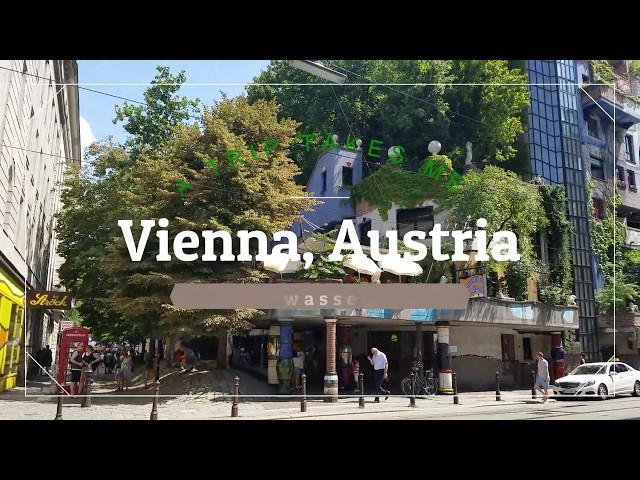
80, 116, 97, 153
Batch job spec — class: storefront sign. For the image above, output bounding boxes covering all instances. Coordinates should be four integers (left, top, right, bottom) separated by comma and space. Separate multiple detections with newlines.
26, 290, 72, 310
60, 320, 74, 330
170, 283, 468, 309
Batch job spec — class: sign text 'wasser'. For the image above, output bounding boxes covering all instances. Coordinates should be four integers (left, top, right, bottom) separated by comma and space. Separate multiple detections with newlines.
26, 290, 73, 310
170, 284, 468, 310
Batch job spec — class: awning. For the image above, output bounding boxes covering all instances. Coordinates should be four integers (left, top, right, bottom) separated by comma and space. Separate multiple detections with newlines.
378, 255, 423, 277
343, 254, 382, 276
261, 255, 302, 274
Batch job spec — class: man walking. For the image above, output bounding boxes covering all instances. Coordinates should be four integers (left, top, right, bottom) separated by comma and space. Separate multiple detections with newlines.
42, 345, 53, 376
368, 347, 390, 403
535, 351, 550, 403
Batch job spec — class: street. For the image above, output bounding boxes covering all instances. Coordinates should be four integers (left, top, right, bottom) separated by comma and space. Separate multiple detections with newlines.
1, 388, 639, 420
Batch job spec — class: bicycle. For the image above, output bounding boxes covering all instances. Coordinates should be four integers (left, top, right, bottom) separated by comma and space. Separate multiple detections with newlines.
401, 362, 438, 396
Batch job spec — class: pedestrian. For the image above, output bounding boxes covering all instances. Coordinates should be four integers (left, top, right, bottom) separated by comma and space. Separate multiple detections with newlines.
80, 345, 101, 394
368, 347, 390, 402
120, 351, 133, 390
580, 352, 587, 365
68, 344, 85, 396
42, 345, 53, 376
144, 347, 156, 388
351, 357, 360, 393
534, 351, 550, 403
105, 348, 115, 374
34, 348, 44, 376
115, 351, 124, 391
292, 350, 305, 392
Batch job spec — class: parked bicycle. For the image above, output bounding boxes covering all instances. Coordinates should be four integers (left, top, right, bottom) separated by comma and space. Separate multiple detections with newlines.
401, 361, 438, 396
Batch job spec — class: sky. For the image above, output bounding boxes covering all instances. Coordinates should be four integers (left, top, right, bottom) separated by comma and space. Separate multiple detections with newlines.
77, 60, 271, 153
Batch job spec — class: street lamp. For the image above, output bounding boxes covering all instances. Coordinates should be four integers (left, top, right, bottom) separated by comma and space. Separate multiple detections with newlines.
287, 60, 348, 84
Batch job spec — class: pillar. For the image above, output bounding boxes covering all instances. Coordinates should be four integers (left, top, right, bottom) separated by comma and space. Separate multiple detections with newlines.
550, 332, 565, 382
276, 320, 293, 394
436, 322, 453, 394
338, 325, 352, 390
324, 318, 338, 402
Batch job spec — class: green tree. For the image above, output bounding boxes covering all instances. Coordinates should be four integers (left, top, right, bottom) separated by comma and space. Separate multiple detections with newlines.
447, 166, 548, 298
113, 66, 200, 158
247, 60, 529, 180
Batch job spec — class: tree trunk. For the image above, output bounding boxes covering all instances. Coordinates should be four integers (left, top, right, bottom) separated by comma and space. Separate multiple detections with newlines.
165, 335, 176, 368
217, 332, 230, 369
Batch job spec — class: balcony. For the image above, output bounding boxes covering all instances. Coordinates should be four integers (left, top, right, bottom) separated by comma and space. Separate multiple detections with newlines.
273, 297, 579, 332
626, 225, 640, 248
582, 84, 640, 128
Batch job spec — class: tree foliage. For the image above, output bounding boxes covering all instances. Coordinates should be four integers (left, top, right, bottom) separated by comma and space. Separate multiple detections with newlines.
247, 60, 530, 180
56, 69, 315, 341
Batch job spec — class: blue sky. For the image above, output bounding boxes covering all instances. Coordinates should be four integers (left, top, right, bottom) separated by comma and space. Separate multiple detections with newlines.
77, 60, 271, 152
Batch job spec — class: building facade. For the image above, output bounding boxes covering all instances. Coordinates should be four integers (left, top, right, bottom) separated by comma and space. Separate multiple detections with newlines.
0, 60, 80, 391
576, 60, 640, 364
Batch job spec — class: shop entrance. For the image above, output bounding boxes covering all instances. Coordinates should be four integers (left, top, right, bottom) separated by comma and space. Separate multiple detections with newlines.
367, 330, 435, 389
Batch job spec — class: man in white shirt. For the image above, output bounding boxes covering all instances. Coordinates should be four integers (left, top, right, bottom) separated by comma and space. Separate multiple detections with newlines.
368, 347, 390, 402
535, 351, 550, 403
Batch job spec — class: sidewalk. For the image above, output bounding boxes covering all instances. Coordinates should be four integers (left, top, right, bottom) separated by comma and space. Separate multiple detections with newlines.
0, 388, 543, 420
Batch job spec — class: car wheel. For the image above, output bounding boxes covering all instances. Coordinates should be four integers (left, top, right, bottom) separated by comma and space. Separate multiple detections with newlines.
633, 381, 640, 398
598, 383, 608, 400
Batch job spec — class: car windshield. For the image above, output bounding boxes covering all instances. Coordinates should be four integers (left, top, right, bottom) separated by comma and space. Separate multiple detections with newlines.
569, 365, 606, 375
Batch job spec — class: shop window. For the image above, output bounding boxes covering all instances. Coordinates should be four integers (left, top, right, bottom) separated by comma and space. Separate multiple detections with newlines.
625, 135, 635, 164
590, 155, 604, 180
341, 166, 353, 186
396, 206, 434, 237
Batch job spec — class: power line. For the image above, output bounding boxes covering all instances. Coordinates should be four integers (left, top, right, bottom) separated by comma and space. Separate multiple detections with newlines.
1, 143, 80, 163
326, 62, 484, 126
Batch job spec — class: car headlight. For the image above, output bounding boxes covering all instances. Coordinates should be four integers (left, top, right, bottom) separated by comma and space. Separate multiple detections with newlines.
583, 380, 595, 387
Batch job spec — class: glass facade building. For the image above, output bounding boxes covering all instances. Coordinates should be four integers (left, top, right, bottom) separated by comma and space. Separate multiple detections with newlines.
526, 60, 599, 358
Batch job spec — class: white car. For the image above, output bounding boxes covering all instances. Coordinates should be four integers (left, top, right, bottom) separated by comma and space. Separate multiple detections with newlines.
552, 362, 640, 400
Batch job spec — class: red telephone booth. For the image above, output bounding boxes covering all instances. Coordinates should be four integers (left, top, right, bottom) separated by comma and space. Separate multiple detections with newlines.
56, 327, 89, 394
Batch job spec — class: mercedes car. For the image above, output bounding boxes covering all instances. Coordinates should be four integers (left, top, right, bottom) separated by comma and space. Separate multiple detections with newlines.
552, 362, 640, 400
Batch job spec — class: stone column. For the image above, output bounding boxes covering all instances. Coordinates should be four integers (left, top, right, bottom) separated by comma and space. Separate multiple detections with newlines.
276, 320, 293, 394
550, 332, 565, 382
324, 318, 338, 402
436, 322, 453, 394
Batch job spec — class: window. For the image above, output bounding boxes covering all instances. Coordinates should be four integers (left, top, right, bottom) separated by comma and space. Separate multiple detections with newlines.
617, 166, 626, 183
628, 170, 637, 190
615, 363, 628, 373
359, 219, 372, 246
396, 206, 434, 237
341, 166, 353, 186
523, 337, 532, 360
320, 170, 327, 194
624, 135, 635, 164
587, 117, 600, 138
590, 155, 604, 180
592, 198, 604, 220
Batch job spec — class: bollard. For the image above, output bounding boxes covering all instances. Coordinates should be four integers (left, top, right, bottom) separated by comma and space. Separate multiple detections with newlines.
532, 370, 537, 399
81, 371, 92, 408
495, 371, 501, 401
231, 376, 239, 417
409, 372, 417, 407
453, 371, 459, 405
150, 357, 160, 420
358, 373, 365, 408
301, 374, 307, 412
54, 395, 63, 420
